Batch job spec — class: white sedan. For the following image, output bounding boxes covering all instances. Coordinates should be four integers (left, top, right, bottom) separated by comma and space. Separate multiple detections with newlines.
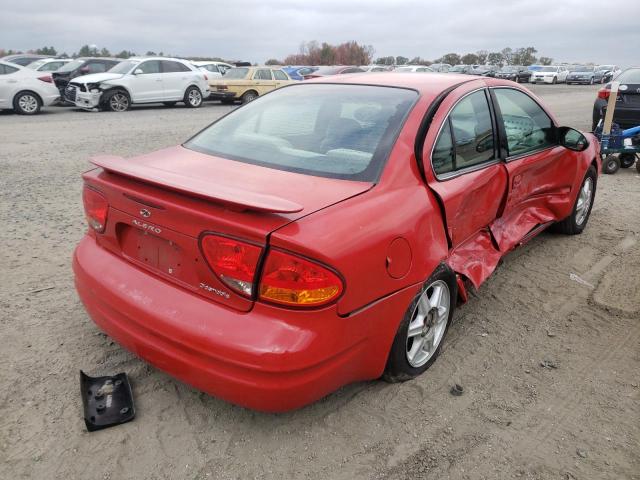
530, 66, 568, 84
0, 60, 60, 114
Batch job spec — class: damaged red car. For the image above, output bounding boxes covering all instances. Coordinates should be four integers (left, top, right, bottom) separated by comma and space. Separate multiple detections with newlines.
74, 73, 600, 412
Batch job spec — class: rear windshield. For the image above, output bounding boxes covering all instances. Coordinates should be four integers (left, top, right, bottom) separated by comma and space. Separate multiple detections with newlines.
571, 65, 592, 72
617, 69, 640, 84
223, 68, 249, 79
185, 84, 418, 181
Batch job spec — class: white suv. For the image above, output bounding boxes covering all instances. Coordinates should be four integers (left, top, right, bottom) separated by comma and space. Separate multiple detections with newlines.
530, 65, 568, 84
65, 57, 209, 111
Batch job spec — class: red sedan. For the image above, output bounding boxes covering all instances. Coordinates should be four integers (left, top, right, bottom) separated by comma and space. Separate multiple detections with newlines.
74, 73, 600, 412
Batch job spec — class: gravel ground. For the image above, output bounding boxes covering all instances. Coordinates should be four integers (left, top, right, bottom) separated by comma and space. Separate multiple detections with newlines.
1, 84, 638, 480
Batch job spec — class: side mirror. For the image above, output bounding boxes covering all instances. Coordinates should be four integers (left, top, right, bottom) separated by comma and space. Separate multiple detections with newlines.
558, 126, 589, 152
133, 68, 144, 75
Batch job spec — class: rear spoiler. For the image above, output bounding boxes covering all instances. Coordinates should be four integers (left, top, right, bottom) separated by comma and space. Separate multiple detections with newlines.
90, 155, 304, 214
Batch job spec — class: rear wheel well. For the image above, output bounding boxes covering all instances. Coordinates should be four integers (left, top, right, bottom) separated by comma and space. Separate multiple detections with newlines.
14, 89, 43, 105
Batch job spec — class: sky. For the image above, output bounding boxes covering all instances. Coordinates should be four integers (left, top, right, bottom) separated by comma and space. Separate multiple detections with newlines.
1, 0, 638, 66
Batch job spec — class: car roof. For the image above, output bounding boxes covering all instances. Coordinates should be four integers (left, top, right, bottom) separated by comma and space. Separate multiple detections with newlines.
306, 72, 485, 97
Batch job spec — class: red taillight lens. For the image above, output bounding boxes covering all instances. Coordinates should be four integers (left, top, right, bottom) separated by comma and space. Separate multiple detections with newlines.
200, 234, 262, 297
597, 88, 610, 100
82, 186, 109, 233
259, 250, 343, 307
37, 75, 53, 83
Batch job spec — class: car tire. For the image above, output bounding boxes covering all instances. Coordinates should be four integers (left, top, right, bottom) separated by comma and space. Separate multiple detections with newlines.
13, 91, 42, 115
184, 86, 203, 108
637, 159, 640, 174
241, 90, 258, 104
603, 155, 620, 175
552, 76, 557, 84
163, 102, 177, 107
619, 153, 637, 168
103, 90, 130, 112
383, 264, 457, 383
554, 166, 597, 235
515, 76, 520, 83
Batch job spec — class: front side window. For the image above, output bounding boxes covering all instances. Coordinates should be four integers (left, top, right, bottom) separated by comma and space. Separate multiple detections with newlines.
253, 69, 272, 80
273, 69, 288, 80
185, 84, 418, 181
137, 60, 161, 74
493, 88, 555, 157
431, 90, 495, 176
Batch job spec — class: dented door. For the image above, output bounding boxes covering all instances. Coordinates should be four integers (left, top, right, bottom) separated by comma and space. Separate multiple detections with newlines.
489, 87, 578, 252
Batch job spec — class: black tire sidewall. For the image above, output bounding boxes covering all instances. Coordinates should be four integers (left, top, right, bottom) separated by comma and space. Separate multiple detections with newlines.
570, 166, 597, 233
604, 156, 620, 174
619, 153, 636, 168
383, 264, 457, 382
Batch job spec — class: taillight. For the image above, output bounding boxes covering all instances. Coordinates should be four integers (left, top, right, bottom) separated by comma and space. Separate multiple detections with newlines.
82, 186, 109, 233
38, 75, 53, 83
200, 234, 262, 297
259, 250, 343, 307
597, 88, 610, 100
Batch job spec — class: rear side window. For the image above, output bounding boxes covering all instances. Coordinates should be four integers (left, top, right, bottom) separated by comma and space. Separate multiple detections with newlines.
162, 61, 191, 73
185, 84, 418, 181
493, 88, 555, 157
138, 61, 161, 74
253, 69, 272, 80
224, 68, 249, 79
204, 64, 220, 73
431, 90, 495, 176
273, 70, 288, 80
0, 64, 19, 75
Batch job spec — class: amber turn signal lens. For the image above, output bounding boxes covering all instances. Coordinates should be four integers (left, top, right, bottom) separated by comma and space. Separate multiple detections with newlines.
259, 250, 343, 307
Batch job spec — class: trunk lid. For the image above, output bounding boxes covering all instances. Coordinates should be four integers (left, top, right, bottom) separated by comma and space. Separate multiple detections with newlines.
83, 145, 372, 311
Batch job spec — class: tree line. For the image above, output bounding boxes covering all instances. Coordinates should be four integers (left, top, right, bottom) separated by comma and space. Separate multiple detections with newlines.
375, 47, 552, 67
2, 43, 554, 67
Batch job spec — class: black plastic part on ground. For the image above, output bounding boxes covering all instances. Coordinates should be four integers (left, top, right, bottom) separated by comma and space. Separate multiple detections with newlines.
80, 371, 135, 432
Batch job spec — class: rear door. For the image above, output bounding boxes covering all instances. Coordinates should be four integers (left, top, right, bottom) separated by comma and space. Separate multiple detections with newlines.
252, 68, 275, 95
488, 87, 578, 251
129, 60, 163, 102
160, 60, 192, 100
0, 63, 20, 108
425, 85, 508, 247
272, 69, 290, 88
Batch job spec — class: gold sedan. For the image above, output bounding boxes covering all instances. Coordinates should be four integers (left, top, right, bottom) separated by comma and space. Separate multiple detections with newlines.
208, 66, 295, 104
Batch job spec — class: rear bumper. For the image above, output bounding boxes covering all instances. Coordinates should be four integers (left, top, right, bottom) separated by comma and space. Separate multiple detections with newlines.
73, 236, 416, 411
207, 91, 236, 101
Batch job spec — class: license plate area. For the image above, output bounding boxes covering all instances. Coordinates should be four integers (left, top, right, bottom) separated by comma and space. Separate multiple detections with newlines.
120, 225, 183, 276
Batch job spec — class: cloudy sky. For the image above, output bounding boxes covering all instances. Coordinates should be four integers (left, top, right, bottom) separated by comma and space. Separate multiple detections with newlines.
1, 0, 638, 66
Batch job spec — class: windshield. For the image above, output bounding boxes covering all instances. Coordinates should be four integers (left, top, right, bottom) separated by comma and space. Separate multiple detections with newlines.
223, 68, 249, 79
108, 60, 138, 74
617, 68, 640, 83
185, 84, 418, 181
597, 65, 614, 71
56, 60, 84, 72
27, 59, 47, 69
572, 65, 593, 72
539, 66, 557, 72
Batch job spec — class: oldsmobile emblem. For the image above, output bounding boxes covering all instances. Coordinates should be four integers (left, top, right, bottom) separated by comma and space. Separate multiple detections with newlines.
140, 208, 151, 218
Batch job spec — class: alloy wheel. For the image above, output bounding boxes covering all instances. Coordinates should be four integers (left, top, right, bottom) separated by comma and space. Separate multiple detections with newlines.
110, 93, 129, 112
575, 177, 593, 226
405, 280, 450, 368
18, 94, 39, 114
188, 89, 202, 107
